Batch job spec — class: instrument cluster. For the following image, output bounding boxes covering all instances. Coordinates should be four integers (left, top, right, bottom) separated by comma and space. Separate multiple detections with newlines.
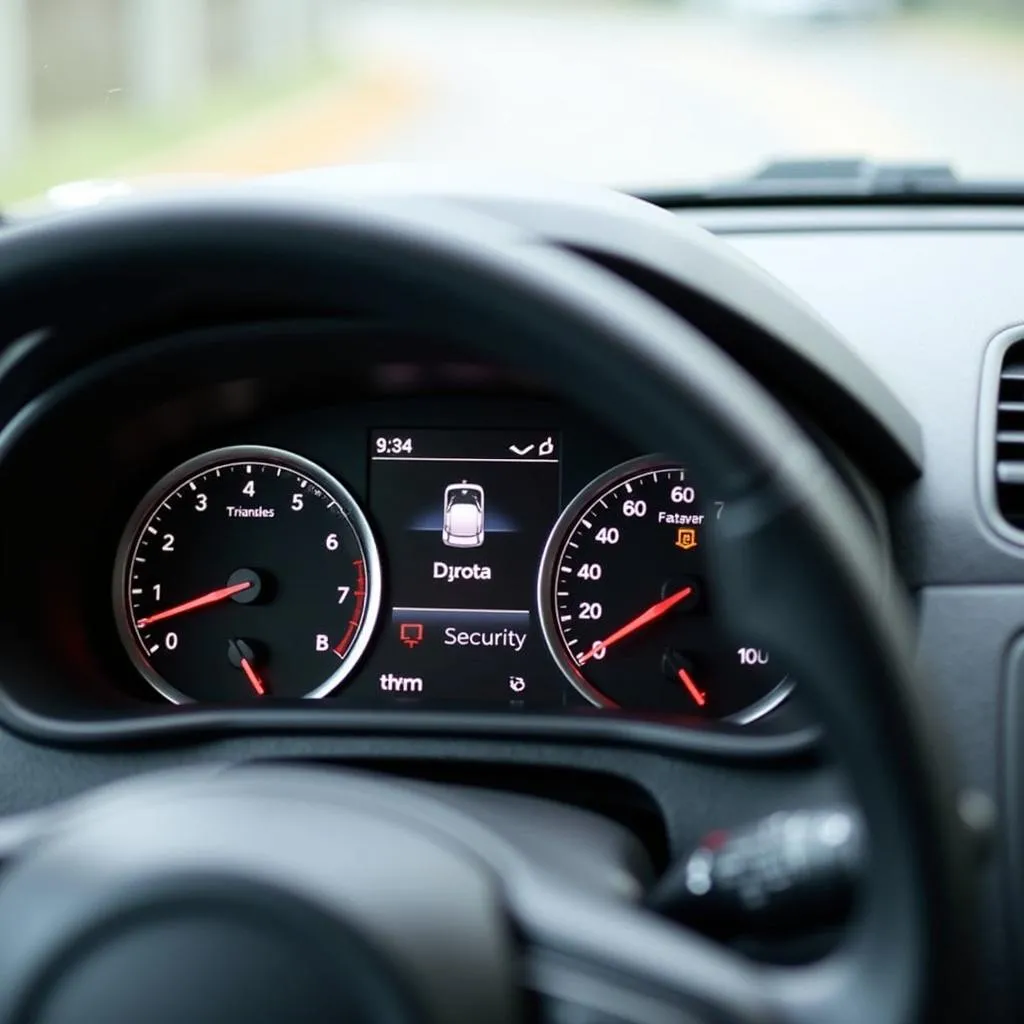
112, 424, 793, 724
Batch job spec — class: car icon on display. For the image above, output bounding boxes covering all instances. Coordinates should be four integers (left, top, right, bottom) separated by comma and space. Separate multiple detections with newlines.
442, 482, 485, 547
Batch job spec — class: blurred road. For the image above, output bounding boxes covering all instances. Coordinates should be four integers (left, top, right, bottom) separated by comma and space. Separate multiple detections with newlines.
340, 3, 1024, 187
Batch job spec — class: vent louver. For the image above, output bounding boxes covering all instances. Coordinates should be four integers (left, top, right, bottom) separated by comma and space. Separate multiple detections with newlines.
996, 344, 1024, 528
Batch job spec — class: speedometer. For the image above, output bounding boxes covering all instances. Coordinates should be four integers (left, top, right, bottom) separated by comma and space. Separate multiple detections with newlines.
538, 456, 792, 721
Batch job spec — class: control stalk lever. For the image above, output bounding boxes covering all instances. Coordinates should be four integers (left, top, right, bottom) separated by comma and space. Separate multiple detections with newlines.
649, 807, 864, 937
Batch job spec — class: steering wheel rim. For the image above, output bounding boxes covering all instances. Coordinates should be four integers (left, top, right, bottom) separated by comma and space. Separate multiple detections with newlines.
0, 186, 975, 1023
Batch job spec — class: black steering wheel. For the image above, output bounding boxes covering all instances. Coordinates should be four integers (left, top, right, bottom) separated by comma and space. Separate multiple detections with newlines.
0, 187, 975, 1023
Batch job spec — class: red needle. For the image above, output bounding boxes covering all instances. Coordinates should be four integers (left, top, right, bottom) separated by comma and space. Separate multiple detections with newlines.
677, 667, 707, 708
239, 657, 266, 697
136, 580, 252, 628
578, 585, 693, 664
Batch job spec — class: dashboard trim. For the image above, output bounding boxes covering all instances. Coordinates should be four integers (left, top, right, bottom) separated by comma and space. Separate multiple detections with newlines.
0, 693, 820, 760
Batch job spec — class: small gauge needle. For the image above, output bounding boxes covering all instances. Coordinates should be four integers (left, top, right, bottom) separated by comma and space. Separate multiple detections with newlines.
239, 657, 266, 697
137, 580, 252, 628
677, 667, 707, 708
578, 585, 693, 664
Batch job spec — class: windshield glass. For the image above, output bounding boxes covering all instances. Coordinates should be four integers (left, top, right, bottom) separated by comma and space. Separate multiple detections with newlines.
1, 0, 1019, 205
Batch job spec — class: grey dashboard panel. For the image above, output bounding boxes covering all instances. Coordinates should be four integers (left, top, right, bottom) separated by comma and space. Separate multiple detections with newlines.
706, 217, 1024, 586
917, 583, 1024, 1016
915, 585, 1024, 799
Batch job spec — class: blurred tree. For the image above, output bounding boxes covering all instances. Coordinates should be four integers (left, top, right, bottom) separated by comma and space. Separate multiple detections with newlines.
0, 0, 29, 160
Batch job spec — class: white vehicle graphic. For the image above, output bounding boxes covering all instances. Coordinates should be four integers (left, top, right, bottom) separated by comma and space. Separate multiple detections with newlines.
442, 482, 485, 548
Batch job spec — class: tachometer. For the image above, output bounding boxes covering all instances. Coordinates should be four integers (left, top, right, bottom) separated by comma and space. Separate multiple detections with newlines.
538, 456, 792, 721
114, 446, 381, 703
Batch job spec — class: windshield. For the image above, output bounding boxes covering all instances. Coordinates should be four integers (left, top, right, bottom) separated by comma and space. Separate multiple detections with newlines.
1, 0, 1019, 206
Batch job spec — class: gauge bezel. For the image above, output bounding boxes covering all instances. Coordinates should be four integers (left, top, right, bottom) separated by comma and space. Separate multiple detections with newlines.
537, 454, 794, 723
113, 445, 383, 704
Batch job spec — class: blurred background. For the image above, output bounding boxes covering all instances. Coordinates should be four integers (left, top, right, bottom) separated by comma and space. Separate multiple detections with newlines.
1, 0, 1022, 206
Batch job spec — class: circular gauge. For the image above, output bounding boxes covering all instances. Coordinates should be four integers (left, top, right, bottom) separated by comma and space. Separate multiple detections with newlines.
538, 456, 792, 722
114, 446, 381, 703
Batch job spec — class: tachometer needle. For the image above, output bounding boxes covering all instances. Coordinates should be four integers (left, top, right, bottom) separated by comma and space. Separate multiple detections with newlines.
578, 585, 693, 664
677, 667, 707, 708
239, 657, 266, 697
136, 580, 252, 628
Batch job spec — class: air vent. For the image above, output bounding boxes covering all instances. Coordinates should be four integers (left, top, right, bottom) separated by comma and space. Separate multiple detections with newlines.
996, 342, 1024, 529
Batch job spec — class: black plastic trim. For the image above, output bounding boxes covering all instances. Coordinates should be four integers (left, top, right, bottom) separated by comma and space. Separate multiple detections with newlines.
636, 189, 1024, 211
0, 696, 820, 761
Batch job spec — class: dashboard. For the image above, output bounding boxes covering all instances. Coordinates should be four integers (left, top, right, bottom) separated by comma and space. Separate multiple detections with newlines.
1, 177, 1023, 1019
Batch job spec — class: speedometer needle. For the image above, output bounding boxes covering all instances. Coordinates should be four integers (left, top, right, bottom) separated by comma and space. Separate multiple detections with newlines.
136, 580, 252, 628
578, 585, 693, 664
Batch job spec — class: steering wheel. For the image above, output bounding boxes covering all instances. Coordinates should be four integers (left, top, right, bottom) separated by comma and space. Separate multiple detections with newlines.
0, 188, 975, 1023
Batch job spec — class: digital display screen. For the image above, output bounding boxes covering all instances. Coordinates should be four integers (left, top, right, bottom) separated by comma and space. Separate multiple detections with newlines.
366, 429, 563, 706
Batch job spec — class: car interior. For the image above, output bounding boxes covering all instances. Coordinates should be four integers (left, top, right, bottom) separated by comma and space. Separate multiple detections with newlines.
0, 159, 1005, 1023
0, 7, 1019, 1019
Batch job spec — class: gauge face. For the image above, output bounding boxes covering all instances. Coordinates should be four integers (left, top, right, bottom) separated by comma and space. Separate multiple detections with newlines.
114, 446, 381, 703
538, 457, 792, 721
